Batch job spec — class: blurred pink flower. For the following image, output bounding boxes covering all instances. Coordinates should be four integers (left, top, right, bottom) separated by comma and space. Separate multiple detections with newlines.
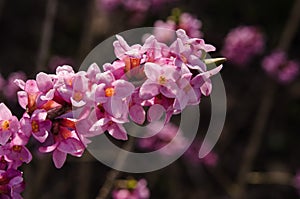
138, 121, 187, 155
112, 179, 150, 199
48, 55, 75, 72
183, 139, 218, 167
178, 12, 203, 38
3, 71, 26, 101
262, 51, 299, 84
222, 26, 265, 66
154, 12, 203, 42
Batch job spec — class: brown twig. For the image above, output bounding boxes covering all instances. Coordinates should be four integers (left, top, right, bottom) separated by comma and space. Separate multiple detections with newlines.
232, 0, 300, 198
35, 0, 58, 72
96, 137, 135, 199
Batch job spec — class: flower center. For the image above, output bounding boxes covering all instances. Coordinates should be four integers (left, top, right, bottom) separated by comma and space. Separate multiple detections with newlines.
183, 84, 192, 93
1, 120, 10, 131
73, 91, 83, 101
180, 54, 188, 64
12, 145, 22, 152
31, 120, 39, 133
105, 87, 115, 97
158, 76, 167, 85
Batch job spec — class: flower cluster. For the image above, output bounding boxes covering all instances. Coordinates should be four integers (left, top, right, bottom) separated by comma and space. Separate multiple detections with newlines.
262, 51, 299, 84
12, 29, 221, 170
112, 178, 150, 199
0, 29, 222, 197
154, 10, 203, 42
222, 26, 265, 66
0, 103, 28, 198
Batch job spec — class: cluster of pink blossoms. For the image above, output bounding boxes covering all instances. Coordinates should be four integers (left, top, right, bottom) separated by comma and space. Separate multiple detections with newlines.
222, 26, 265, 66
0, 29, 222, 197
154, 12, 203, 42
262, 51, 299, 84
13, 29, 221, 168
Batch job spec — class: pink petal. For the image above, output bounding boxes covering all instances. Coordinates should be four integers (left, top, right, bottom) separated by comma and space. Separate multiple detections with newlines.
113, 80, 135, 98
0, 103, 12, 120
139, 80, 159, 99
129, 105, 145, 125
147, 104, 165, 123
17, 91, 28, 109
53, 149, 67, 168
108, 124, 128, 140
144, 63, 161, 81
36, 72, 53, 93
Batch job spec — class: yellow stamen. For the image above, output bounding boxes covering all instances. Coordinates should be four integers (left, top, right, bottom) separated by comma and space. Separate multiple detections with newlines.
105, 87, 115, 97
1, 120, 10, 130
158, 76, 167, 85
31, 121, 39, 133
12, 145, 22, 152
73, 92, 83, 101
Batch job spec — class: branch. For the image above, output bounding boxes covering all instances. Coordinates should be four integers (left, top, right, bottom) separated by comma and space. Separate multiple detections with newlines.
95, 137, 135, 199
232, 0, 300, 198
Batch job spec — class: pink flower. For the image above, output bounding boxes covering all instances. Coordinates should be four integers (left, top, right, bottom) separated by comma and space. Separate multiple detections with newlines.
170, 29, 215, 72
139, 62, 180, 100
3, 71, 26, 101
0, 103, 19, 145
94, 71, 135, 119
183, 139, 218, 167
262, 51, 299, 84
0, 168, 25, 199
153, 20, 176, 42
15, 79, 40, 113
222, 25, 265, 66
39, 119, 85, 168
153, 12, 203, 43
20, 110, 52, 143
178, 12, 203, 38
112, 179, 150, 199
138, 122, 187, 155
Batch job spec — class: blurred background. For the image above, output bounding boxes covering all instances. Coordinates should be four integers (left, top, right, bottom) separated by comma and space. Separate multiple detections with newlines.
0, 0, 300, 198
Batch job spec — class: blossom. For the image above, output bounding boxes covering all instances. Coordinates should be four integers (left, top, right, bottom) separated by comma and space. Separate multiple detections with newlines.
0, 103, 19, 145
222, 25, 265, 66
139, 62, 180, 100
262, 51, 299, 83
39, 119, 85, 168
153, 11, 203, 43
20, 110, 52, 143
112, 179, 150, 199
178, 12, 203, 38
183, 139, 218, 167
138, 121, 187, 155
0, 168, 25, 199
3, 71, 26, 101
94, 71, 135, 119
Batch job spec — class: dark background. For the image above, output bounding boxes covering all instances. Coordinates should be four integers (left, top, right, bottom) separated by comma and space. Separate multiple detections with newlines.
0, 0, 299, 198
